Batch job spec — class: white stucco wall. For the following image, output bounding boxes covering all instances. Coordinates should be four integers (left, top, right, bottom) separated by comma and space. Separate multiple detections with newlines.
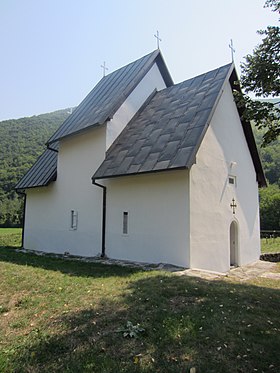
189, 82, 261, 273
106, 63, 167, 149
24, 62, 168, 258
24, 126, 106, 256
105, 170, 190, 267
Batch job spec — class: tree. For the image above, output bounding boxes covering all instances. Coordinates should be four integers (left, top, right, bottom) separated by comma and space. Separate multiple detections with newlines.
259, 184, 280, 229
253, 125, 280, 185
236, 0, 280, 145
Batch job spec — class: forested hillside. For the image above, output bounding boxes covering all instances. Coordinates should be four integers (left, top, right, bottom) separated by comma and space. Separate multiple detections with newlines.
0, 108, 279, 229
253, 127, 280, 230
0, 109, 71, 226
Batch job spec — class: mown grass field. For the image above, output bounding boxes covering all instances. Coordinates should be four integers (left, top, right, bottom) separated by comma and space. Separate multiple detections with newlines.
261, 236, 280, 253
0, 228, 22, 248
0, 228, 279, 372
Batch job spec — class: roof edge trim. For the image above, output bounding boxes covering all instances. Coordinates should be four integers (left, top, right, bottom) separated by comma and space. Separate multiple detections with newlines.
47, 50, 173, 145
92, 165, 188, 181
229, 69, 267, 187
47, 121, 105, 145
155, 52, 174, 87
15, 171, 57, 191
186, 63, 234, 168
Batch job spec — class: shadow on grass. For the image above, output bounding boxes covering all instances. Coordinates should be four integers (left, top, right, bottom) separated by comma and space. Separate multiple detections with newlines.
3, 273, 280, 373
0, 246, 142, 278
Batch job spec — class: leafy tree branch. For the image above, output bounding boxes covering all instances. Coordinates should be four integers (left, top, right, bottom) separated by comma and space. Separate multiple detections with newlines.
236, 0, 280, 146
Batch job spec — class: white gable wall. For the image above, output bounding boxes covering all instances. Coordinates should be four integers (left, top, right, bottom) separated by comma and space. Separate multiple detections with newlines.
24, 61, 168, 258
24, 126, 106, 256
189, 82, 260, 273
106, 63, 167, 149
104, 170, 190, 267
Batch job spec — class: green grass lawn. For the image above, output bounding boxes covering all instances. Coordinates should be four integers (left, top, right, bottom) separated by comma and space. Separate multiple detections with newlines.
0, 228, 22, 248
0, 229, 280, 372
261, 237, 280, 253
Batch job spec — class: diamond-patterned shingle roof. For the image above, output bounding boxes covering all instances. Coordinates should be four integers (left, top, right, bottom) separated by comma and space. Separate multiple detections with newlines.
93, 63, 233, 179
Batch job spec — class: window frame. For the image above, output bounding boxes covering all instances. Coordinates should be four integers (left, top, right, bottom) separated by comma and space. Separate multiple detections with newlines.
70, 210, 78, 230
228, 175, 237, 187
122, 211, 129, 235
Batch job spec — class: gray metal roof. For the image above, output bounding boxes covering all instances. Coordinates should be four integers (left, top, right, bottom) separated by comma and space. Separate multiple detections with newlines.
93, 63, 233, 180
16, 53, 266, 190
15, 143, 58, 190
47, 50, 173, 144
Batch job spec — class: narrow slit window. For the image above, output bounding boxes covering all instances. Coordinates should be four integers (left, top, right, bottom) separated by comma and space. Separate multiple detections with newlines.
123, 211, 128, 235
70, 210, 78, 230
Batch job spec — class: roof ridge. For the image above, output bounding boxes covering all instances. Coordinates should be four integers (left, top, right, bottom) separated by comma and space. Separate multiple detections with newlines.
170, 62, 234, 90
185, 64, 234, 168
102, 50, 159, 80
47, 50, 170, 145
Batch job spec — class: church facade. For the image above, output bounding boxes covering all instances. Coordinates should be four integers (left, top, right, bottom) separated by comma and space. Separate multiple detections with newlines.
16, 50, 266, 273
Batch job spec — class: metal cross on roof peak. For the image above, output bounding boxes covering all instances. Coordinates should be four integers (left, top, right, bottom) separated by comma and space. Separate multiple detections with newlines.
229, 39, 235, 62
154, 30, 162, 49
101, 61, 108, 77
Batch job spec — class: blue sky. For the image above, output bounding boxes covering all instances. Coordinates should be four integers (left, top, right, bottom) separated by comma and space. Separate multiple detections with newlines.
0, 0, 278, 121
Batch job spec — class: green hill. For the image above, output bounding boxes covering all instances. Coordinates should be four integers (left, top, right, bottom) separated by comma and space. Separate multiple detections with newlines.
0, 109, 71, 226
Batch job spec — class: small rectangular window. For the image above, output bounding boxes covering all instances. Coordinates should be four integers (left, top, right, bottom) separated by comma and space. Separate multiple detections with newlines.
123, 211, 128, 235
229, 176, 236, 186
70, 210, 78, 230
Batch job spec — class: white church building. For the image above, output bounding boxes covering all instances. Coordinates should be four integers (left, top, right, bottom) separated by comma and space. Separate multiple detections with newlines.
16, 50, 266, 273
